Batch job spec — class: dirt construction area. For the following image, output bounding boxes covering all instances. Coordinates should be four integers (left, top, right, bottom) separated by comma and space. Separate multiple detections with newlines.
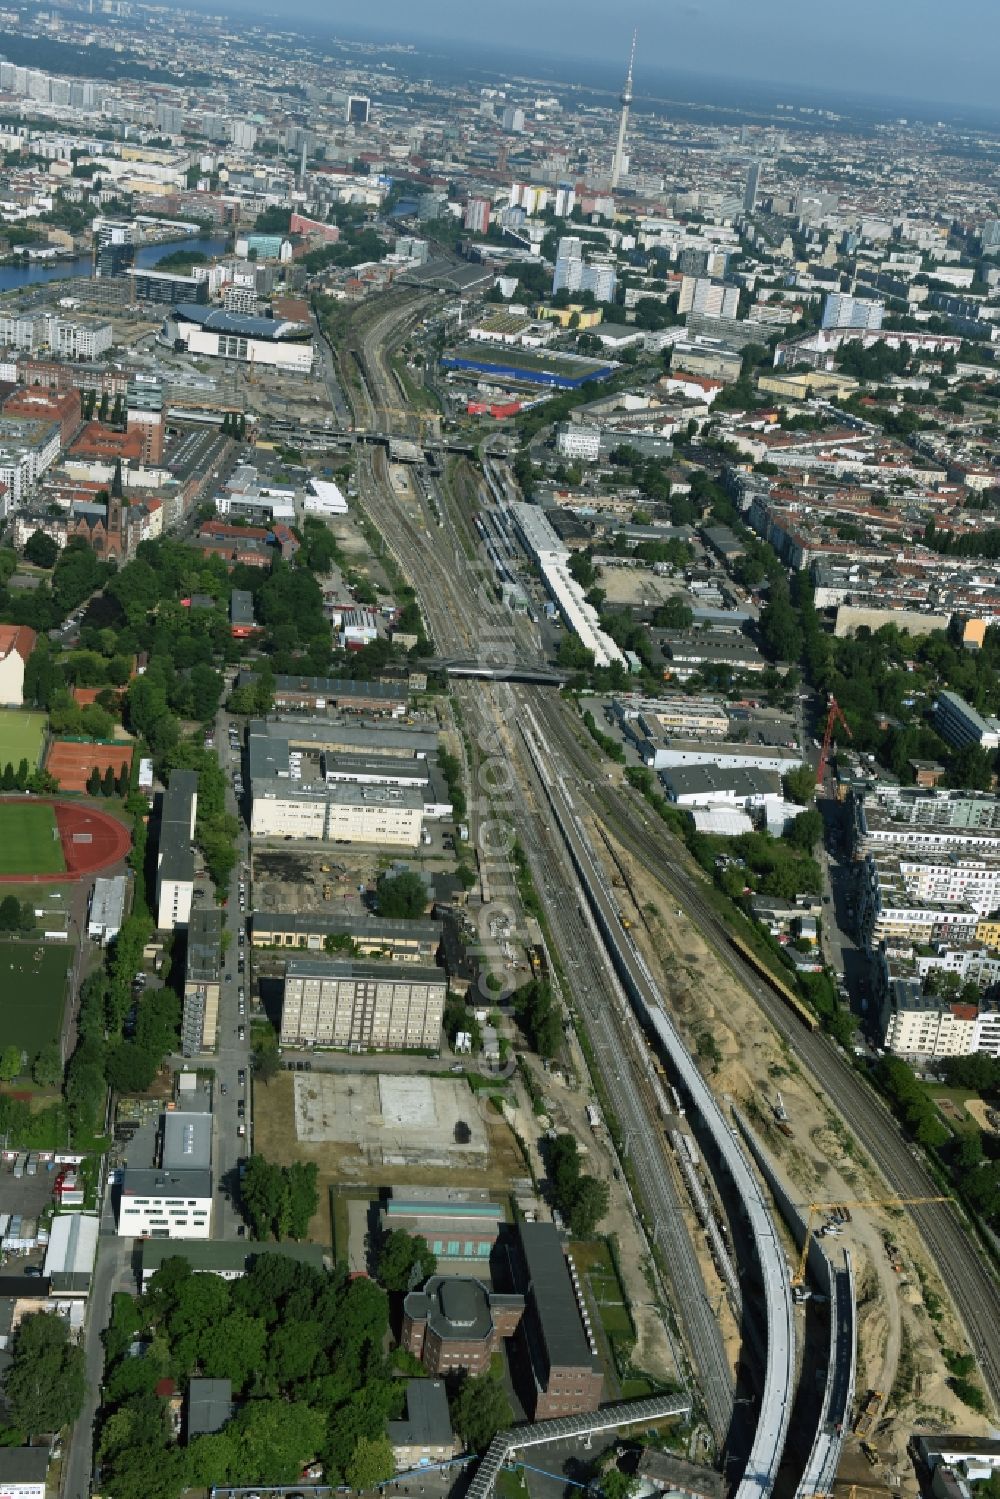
293, 1072, 489, 1167
593, 822, 994, 1481
253, 1069, 529, 1242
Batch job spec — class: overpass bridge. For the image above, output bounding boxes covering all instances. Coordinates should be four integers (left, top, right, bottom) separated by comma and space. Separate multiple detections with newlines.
431, 657, 567, 685
466, 1395, 693, 1499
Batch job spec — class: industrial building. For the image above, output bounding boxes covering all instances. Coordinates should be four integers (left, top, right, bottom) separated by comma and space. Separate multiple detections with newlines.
117, 1101, 213, 1239
156, 769, 198, 929
248, 725, 428, 845
139, 1238, 327, 1288
88, 873, 129, 944
43, 1212, 99, 1296
280, 958, 446, 1050
251, 774, 425, 846
510, 502, 624, 669
247, 716, 437, 760
512, 1221, 603, 1418
380, 1188, 503, 1263
245, 671, 409, 716
161, 303, 314, 372
118, 1165, 213, 1239
636, 735, 800, 776
251, 910, 440, 962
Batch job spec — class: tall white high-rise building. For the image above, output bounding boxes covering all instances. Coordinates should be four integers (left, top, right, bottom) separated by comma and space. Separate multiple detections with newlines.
822, 292, 884, 331
552, 237, 616, 302
678, 276, 740, 319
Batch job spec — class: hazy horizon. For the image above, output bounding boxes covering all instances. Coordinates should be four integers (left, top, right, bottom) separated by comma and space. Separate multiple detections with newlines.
210, 0, 1000, 116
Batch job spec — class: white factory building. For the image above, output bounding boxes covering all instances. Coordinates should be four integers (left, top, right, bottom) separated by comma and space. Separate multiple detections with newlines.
117, 1103, 213, 1239
251, 778, 424, 846
161, 303, 314, 372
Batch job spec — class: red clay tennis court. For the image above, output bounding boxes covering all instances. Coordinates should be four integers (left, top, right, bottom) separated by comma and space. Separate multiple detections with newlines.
0, 798, 131, 883
44, 740, 134, 794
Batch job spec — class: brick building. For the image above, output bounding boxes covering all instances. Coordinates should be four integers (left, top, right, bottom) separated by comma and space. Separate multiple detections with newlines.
512, 1222, 603, 1419
401, 1276, 524, 1376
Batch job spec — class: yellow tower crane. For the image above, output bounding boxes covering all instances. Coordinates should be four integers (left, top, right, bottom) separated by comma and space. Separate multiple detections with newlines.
792, 1196, 951, 1286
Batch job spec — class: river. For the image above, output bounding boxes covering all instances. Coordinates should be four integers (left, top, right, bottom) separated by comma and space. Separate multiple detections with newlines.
0, 232, 232, 293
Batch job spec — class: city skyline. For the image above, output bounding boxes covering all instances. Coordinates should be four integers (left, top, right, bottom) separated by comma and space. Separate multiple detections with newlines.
203, 0, 1000, 113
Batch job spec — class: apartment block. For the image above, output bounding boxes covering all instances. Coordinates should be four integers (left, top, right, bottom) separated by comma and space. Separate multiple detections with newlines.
933, 690, 1000, 752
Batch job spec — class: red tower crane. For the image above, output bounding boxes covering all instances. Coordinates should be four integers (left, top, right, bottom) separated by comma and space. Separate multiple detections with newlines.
816, 694, 852, 787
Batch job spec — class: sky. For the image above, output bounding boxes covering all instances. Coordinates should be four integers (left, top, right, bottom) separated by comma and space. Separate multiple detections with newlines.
264, 0, 1000, 114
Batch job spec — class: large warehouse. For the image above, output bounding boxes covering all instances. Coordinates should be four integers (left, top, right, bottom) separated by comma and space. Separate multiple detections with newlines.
161, 303, 314, 372
280, 958, 447, 1050
248, 725, 436, 845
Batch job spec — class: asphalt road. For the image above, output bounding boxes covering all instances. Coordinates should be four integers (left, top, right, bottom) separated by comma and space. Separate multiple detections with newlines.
206, 703, 254, 1238
63, 1236, 133, 1499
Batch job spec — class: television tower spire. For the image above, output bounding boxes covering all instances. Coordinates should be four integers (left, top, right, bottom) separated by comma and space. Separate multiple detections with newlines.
610, 28, 636, 191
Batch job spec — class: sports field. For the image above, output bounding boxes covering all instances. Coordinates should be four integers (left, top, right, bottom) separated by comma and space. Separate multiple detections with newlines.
0, 803, 66, 876
0, 711, 46, 768
0, 940, 70, 1057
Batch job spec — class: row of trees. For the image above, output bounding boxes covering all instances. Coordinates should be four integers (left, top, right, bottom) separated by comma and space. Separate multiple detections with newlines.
513, 977, 563, 1059
220, 411, 248, 439
545, 1133, 610, 1239
86, 765, 130, 798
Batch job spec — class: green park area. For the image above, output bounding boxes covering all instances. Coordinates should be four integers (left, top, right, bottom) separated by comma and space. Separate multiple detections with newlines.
0, 711, 46, 769
0, 940, 70, 1056
0, 802, 64, 876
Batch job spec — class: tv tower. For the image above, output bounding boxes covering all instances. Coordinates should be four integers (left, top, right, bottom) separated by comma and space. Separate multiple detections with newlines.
610, 29, 636, 191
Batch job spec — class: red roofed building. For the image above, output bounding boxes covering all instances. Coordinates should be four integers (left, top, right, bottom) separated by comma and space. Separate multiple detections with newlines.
2, 386, 81, 448
0, 624, 36, 705
69, 423, 145, 464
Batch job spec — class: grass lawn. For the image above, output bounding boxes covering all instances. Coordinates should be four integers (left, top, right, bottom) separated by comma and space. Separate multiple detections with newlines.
0, 711, 46, 768
0, 940, 70, 1056
0, 802, 64, 876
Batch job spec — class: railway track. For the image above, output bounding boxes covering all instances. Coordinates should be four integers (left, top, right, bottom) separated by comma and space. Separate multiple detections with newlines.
526, 689, 1000, 1407
505, 701, 737, 1441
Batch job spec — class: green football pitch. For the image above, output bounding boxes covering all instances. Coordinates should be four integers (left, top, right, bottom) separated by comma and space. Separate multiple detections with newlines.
0, 941, 70, 1057
0, 711, 46, 768
0, 802, 65, 876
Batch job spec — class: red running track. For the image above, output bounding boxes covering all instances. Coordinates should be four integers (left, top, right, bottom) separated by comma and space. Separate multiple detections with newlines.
0, 797, 132, 884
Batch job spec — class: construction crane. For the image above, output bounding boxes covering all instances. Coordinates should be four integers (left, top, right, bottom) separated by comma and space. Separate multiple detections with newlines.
816, 693, 852, 786
792, 1196, 950, 1286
